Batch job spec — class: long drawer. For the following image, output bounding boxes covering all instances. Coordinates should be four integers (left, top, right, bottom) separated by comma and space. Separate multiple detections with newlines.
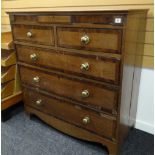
57, 27, 122, 54
16, 45, 120, 84
12, 25, 54, 46
23, 88, 117, 139
19, 66, 119, 114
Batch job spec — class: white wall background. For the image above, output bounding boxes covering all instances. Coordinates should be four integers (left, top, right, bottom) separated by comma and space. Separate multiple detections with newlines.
135, 68, 154, 134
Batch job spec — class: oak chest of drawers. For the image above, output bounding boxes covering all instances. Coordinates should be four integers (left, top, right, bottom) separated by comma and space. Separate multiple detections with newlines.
9, 10, 147, 154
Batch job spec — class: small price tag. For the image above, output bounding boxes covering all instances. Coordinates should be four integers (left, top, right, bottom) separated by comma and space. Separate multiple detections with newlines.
114, 17, 122, 24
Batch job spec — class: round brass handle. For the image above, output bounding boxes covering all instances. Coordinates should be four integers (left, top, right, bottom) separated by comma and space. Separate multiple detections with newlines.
81, 62, 89, 71
30, 53, 37, 61
81, 35, 90, 45
35, 99, 42, 106
82, 116, 90, 124
27, 31, 33, 38
33, 76, 40, 83
81, 90, 89, 98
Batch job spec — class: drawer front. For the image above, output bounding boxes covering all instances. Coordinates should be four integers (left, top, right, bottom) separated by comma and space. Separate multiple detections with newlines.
1, 50, 16, 67
1, 65, 16, 83
57, 27, 122, 54
12, 25, 54, 46
2, 80, 14, 99
16, 45, 120, 84
23, 88, 116, 139
38, 16, 71, 23
19, 66, 118, 113
12, 15, 71, 24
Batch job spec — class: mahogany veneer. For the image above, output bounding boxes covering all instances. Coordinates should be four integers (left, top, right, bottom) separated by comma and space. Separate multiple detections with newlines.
9, 10, 147, 154
57, 27, 122, 53
13, 25, 54, 46
16, 45, 120, 84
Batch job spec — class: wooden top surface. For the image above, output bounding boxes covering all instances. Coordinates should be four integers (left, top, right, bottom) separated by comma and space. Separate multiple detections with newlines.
7, 9, 148, 14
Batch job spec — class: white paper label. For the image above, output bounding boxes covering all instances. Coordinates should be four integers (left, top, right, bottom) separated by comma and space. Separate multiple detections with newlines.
114, 17, 122, 24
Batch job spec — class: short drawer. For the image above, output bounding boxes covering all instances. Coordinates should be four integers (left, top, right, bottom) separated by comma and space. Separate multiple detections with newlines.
19, 66, 119, 114
16, 45, 120, 84
23, 88, 117, 139
12, 25, 54, 46
57, 27, 122, 54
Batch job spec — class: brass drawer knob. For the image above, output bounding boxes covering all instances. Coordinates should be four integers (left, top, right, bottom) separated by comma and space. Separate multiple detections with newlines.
81, 90, 89, 98
81, 35, 90, 45
30, 53, 37, 61
27, 31, 33, 38
82, 116, 90, 124
81, 62, 89, 71
33, 76, 40, 83
35, 99, 42, 106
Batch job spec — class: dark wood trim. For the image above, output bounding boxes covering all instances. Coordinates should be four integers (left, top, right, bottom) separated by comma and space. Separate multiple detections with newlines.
56, 26, 122, 54
14, 41, 121, 60
16, 44, 121, 84
7, 11, 129, 15
16, 43, 121, 62
19, 65, 120, 114
22, 84, 119, 117
11, 22, 124, 29
18, 62, 120, 90
12, 24, 55, 46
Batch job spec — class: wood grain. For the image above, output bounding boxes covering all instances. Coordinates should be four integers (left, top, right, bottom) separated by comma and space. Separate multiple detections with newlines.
12, 25, 54, 46
25, 105, 118, 154
1, 50, 16, 67
9, 11, 148, 155
1, 65, 16, 83
1, 32, 13, 50
16, 44, 121, 84
57, 27, 122, 54
19, 65, 119, 114
38, 16, 71, 23
1, 80, 15, 99
24, 88, 117, 139
1, 91, 22, 110
118, 11, 147, 147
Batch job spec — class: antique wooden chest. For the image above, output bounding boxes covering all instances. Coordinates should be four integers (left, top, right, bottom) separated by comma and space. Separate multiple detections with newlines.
9, 10, 147, 154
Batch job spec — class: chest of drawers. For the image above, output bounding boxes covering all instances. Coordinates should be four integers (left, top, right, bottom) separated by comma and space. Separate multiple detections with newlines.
9, 10, 147, 154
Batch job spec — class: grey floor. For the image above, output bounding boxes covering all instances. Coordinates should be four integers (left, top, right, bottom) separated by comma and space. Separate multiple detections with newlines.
2, 107, 154, 155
